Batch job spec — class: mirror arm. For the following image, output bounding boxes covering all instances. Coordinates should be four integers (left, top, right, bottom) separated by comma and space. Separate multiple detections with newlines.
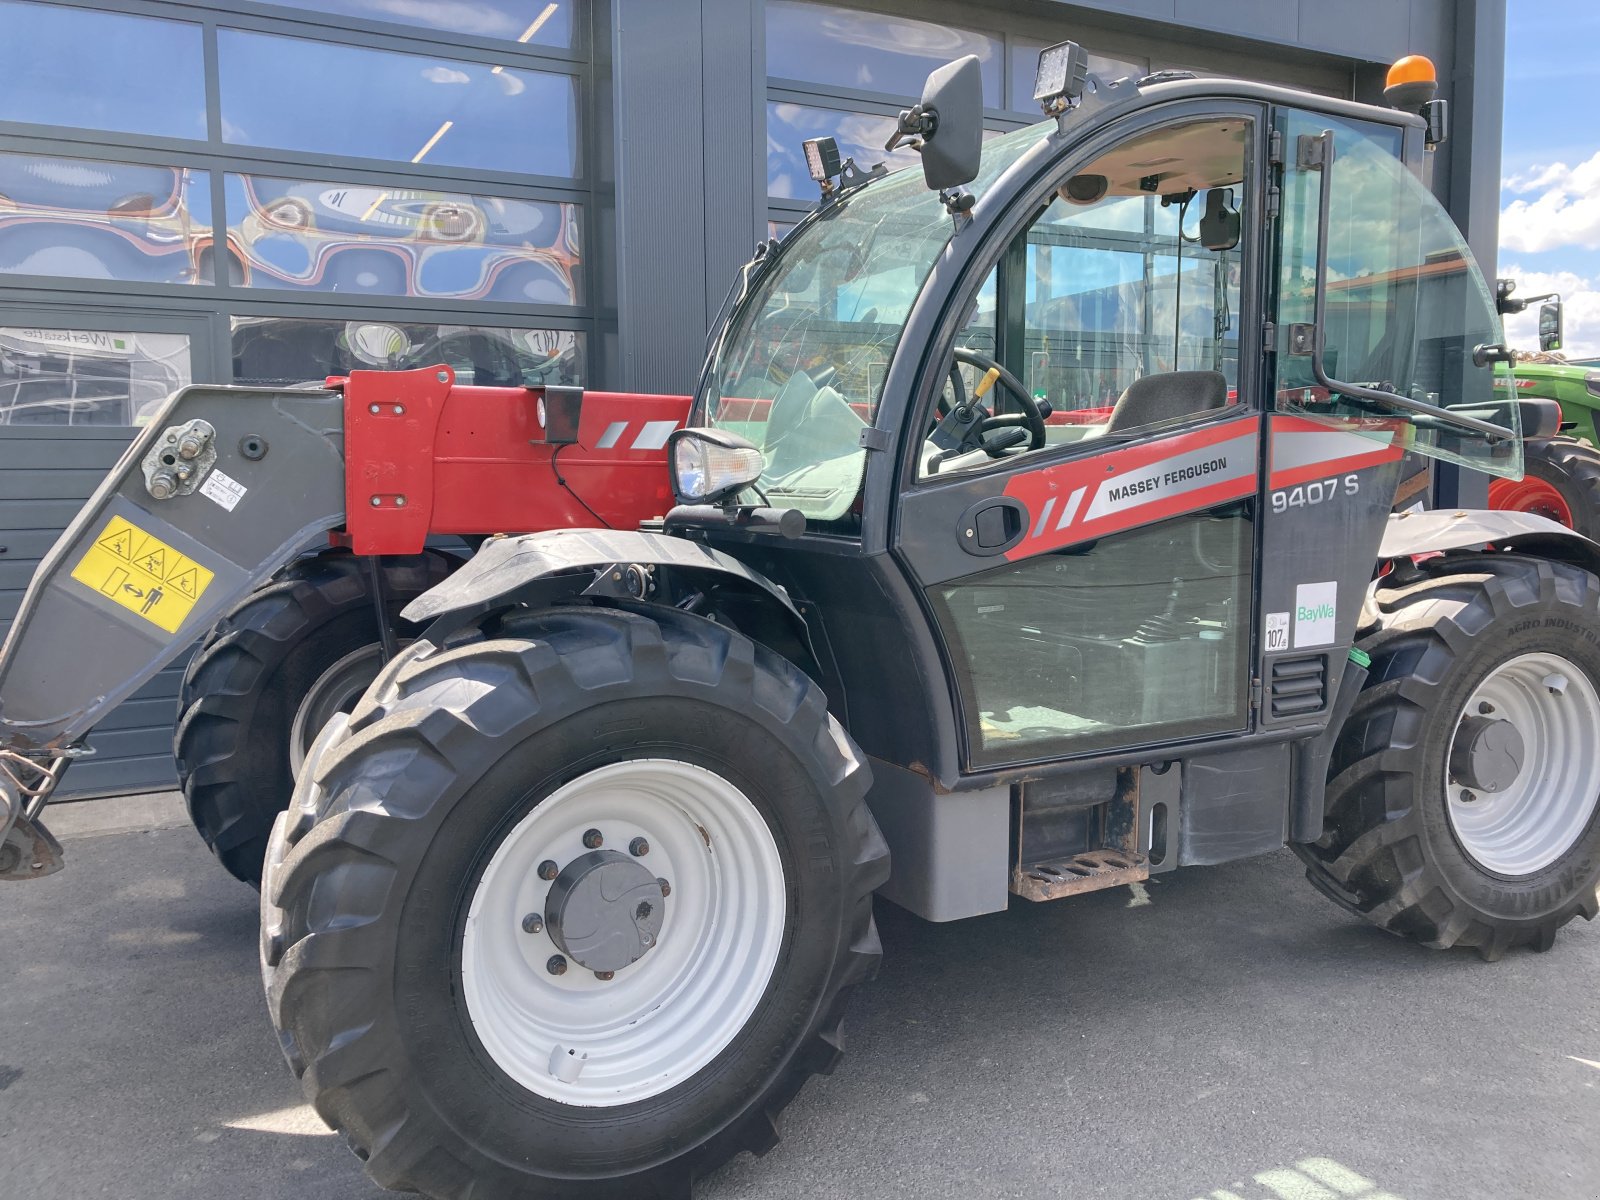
1306, 129, 1512, 446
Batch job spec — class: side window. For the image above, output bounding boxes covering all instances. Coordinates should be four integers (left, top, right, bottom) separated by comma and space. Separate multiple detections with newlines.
924, 116, 1252, 478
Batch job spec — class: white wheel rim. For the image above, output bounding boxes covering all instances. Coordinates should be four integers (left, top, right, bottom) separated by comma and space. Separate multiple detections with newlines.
460, 758, 787, 1107
1446, 651, 1600, 877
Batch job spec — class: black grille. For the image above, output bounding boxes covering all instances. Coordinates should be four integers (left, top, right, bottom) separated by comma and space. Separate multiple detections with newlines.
1270, 655, 1328, 718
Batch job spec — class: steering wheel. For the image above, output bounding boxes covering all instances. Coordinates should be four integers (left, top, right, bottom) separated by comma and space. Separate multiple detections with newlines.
936, 347, 1048, 454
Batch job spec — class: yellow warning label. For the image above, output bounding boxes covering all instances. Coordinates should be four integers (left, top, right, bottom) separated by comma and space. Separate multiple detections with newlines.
70, 515, 215, 634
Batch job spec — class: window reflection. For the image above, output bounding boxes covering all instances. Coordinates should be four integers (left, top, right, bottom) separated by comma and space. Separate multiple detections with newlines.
218, 31, 578, 177
257, 0, 572, 47
223, 174, 579, 302
230, 317, 582, 387
0, 151, 212, 285
0, 326, 191, 426
767, 102, 920, 199
0, 0, 206, 139
766, 2, 1001, 106
1008, 41, 1145, 113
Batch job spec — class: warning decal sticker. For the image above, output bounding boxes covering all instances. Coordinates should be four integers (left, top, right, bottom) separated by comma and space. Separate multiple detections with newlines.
69, 515, 215, 634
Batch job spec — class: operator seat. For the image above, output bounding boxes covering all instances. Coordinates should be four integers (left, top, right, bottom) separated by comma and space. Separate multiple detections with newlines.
1105, 369, 1228, 433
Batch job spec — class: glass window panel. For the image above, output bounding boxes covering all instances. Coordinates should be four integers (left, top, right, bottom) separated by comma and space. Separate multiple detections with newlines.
230, 316, 582, 387
935, 509, 1252, 767
1008, 40, 1145, 113
1275, 110, 1520, 478
219, 31, 577, 177
0, 1, 205, 139
223, 173, 579, 303
0, 151, 213, 285
767, 1, 1001, 106
257, 0, 572, 46
0, 326, 191, 426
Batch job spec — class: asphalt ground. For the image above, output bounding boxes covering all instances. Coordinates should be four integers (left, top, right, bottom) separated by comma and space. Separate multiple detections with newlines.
3, 794, 1598, 1200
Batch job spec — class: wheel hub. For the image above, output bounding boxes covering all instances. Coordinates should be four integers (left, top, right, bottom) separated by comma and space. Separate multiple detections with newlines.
1449, 714, 1526, 794
543, 849, 666, 973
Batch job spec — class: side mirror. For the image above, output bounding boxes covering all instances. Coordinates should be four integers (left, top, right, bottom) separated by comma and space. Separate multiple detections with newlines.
1539, 300, 1564, 353
1199, 188, 1240, 252
889, 55, 983, 194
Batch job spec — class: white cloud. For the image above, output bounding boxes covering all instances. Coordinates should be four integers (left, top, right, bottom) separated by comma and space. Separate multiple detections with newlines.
1500, 266, 1600, 359
1501, 150, 1600, 253
421, 66, 470, 85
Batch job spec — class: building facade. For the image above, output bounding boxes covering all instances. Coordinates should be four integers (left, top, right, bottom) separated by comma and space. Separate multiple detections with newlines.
0, 0, 1505, 791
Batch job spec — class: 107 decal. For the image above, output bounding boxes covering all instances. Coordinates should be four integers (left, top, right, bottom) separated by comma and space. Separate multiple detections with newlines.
1271, 473, 1359, 513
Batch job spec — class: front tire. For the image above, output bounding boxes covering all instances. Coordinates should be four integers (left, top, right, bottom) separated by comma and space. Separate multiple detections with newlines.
1298, 555, 1600, 959
261, 605, 888, 1199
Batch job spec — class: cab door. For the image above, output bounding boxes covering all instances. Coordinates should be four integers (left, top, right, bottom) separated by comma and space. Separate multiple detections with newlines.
894, 108, 1268, 771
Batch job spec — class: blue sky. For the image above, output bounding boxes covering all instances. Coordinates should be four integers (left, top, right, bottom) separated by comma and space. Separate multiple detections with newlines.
1499, 0, 1600, 353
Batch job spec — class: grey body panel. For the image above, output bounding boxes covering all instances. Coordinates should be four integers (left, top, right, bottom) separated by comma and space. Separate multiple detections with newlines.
1178, 742, 1292, 866
865, 759, 1009, 922
0, 385, 346, 750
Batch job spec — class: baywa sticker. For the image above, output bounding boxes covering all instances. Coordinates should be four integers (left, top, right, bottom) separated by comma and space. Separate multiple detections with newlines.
1293, 581, 1338, 648
70, 515, 215, 634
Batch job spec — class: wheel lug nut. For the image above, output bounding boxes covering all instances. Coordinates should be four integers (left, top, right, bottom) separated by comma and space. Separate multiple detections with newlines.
582, 828, 603, 849
537, 860, 558, 881
522, 912, 543, 934
594, 970, 614, 981
657, 877, 671, 897
629, 837, 650, 857
547, 955, 567, 975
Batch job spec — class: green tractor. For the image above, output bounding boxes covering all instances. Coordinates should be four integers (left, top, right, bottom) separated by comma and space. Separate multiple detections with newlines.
1491, 284, 1600, 538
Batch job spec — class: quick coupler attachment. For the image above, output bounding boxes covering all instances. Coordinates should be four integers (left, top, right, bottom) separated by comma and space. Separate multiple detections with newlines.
0, 761, 64, 881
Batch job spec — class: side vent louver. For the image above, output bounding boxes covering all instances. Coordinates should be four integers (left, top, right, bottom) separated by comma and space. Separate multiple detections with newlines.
1270, 654, 1328, 718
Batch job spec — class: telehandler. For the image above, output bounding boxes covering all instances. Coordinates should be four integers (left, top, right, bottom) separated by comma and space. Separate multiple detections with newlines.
3, 44, 1600, 1200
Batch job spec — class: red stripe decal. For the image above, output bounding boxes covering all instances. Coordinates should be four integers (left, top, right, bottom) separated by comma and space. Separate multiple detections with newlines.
1003, 417, 1259, 557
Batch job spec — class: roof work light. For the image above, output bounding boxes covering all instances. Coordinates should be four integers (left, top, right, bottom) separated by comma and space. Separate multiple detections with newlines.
803, 137, 842, 186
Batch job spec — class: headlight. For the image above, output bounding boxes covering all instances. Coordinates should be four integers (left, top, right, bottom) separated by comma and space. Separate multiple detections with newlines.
1585, 370, 1600, 400
669, 428, 764, 505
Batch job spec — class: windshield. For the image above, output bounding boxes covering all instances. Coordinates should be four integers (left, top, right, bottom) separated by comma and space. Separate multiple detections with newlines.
701, 120, 1051, 522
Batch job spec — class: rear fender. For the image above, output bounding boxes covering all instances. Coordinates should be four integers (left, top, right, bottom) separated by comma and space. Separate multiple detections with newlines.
403, 529, 813, 656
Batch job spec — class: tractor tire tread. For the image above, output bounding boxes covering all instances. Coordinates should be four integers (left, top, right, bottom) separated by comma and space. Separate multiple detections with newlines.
176, 549, 453, 885
1300, 553, 1600, 959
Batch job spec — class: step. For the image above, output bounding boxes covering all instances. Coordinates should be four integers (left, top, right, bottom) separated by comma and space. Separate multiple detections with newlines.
1011, 847, 1149, 901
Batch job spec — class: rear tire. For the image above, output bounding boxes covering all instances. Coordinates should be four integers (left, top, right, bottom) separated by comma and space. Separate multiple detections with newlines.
1297, 554, 1600, 959
1489, 436, 1600, 539
175, 549, 454, 886
261, 605, 888, 1199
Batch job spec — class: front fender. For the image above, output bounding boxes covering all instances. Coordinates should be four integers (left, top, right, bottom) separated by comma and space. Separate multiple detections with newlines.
1380, 508, 1600, 578
403, 528, 809, 644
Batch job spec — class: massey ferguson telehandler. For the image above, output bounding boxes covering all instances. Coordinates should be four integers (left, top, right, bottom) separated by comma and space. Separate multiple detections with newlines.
4, 43, 1600, 1200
